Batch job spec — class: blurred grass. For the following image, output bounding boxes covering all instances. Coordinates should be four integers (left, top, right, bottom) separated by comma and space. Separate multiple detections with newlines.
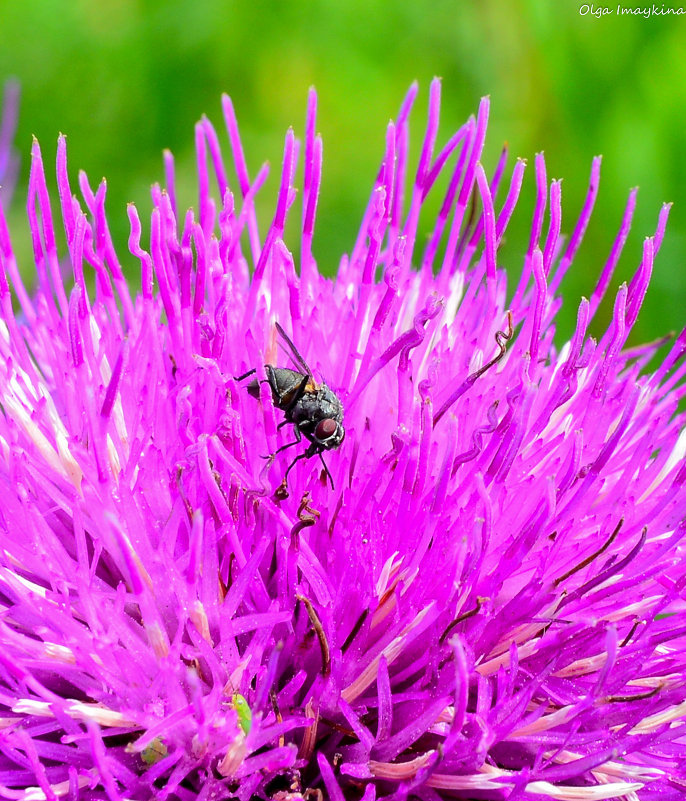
0, 0, 685, 347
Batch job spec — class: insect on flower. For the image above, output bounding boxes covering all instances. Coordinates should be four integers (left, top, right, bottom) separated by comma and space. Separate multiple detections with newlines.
235, 323, 344, 491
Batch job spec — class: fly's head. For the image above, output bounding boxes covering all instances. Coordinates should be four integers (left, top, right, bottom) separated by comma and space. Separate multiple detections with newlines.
312, 416, 345, 451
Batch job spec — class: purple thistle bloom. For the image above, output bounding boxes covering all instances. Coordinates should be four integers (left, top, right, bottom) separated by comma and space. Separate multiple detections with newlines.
0, 77, 686, 800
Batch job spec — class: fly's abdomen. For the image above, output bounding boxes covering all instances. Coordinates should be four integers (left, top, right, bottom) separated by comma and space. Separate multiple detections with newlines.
268, 367, 314, 409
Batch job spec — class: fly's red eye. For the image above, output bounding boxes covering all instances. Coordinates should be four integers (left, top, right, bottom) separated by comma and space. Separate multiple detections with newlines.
315, 418, 337, 440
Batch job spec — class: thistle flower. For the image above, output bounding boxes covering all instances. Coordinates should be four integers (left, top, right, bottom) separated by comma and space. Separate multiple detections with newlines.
0, 78, 686, 801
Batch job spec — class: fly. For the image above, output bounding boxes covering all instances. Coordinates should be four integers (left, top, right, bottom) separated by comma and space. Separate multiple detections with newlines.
235, 323, 344, 491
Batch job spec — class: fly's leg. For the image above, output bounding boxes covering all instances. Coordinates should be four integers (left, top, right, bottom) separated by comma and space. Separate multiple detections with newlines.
261, 424, 302, 459
273, 442, 311, 500
282, 450, 311, 485
283, 445, 334, 491
234, 368, 257, 381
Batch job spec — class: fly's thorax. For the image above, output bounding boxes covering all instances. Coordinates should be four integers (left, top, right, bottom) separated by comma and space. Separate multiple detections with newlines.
291, 383, 345, 450
291, 383, 343, 426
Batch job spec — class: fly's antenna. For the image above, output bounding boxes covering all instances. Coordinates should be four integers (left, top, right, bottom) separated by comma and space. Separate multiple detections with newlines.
318, 453, 335, 490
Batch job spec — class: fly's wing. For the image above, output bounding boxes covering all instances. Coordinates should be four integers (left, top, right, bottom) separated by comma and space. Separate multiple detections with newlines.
275, 322, 313, 378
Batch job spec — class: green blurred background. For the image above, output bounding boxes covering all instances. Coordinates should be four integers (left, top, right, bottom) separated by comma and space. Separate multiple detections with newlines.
0, 0, 685, 347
